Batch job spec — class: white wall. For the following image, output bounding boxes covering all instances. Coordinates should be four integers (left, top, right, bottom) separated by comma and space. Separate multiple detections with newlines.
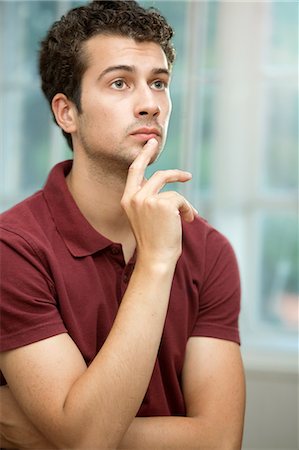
243, 368, 298, 450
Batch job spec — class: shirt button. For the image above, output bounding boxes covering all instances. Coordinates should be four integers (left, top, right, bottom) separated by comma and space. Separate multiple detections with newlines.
111, 246, 120, 255
123, 274, 129, 283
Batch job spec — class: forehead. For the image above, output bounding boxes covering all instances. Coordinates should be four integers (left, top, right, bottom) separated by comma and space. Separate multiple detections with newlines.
82, 34, 169, 74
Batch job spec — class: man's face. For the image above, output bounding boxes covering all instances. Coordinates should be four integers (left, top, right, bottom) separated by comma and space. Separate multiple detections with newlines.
72, 34, 172, 169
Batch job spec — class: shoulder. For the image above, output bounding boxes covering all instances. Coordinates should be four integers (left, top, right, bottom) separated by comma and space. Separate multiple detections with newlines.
0, 191, 57, 273
1, 191, 52, 247
181, 213, 241, 306
182, 214, 236, 265
0, 160, 71, 244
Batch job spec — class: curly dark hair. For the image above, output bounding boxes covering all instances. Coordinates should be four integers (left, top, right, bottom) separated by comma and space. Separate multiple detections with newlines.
39, 0, 175, 149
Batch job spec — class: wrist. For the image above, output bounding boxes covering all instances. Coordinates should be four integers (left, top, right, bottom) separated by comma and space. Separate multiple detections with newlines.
134, 254, 177, 279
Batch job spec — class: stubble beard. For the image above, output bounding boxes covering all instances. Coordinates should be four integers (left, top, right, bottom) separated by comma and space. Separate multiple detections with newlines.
81, 135, 164, 185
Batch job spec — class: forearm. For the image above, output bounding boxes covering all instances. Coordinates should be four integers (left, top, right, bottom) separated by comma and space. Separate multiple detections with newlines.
118, 338, 245, 450
119, 416, 199, 450
3, 261, 176, 450
0, 435, 15, 449
118, 416, 243, 450
62, 262, 175, 447
1, 432, 54, 450
0, 386, 56, 450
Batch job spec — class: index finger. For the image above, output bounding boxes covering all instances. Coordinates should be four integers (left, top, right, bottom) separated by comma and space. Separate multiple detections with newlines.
124, 138, 159, 195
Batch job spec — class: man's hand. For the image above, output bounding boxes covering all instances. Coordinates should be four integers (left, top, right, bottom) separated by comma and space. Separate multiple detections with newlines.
0, 386, 55, 449
121, 138, 195, 267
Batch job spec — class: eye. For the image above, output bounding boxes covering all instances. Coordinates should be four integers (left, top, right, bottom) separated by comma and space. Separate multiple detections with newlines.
111, 79, 127, 90
151, 80, 168, 90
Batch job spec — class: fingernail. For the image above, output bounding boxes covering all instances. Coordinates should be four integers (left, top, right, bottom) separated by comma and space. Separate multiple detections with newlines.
145, 138, 158, 147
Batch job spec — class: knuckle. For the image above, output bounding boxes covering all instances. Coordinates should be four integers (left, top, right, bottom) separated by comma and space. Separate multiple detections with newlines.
130, 195, 140, 208
128, 164, 137, 172
121, 194, 139, 209
154, 170, 166, 179
168, 192, 181, 202
144, 196, 156, 208
120, 197, 128, 209
129, 162, 143, 172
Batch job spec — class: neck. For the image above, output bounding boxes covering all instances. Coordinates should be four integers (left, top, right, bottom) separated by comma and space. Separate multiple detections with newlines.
66, 153, 134, 250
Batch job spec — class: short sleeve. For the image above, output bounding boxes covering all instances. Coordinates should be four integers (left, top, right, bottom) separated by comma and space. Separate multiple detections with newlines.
192, 230, 241, 344
0, 228, 67, 352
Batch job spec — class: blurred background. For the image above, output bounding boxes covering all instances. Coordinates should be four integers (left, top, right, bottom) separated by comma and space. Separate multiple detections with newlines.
0, 0, 298, 448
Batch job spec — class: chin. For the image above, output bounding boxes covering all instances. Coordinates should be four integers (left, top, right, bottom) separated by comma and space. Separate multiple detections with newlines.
123, 140, 163, 167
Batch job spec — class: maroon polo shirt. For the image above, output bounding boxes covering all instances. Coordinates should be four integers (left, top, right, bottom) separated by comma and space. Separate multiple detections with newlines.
0, 160, 241, 416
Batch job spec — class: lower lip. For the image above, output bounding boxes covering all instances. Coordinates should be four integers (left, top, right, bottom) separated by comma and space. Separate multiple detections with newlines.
131, 133, 160, 142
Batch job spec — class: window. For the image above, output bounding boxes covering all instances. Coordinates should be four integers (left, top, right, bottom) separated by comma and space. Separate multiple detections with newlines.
1, 0, 298, 368
0, 0, 73, 211
177, 1, 298, 366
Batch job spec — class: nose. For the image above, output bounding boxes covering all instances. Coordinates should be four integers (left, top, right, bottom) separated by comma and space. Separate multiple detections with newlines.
134, 85, 161, 119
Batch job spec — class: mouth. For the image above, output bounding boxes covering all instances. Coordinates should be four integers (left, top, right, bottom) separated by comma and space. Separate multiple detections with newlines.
130, 127, 161, 142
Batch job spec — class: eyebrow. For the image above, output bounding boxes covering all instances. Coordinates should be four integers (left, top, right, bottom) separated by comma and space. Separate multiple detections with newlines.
98, 65, 170, 80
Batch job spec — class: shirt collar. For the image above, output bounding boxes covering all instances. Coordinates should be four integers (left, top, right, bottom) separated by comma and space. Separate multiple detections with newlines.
43, 160, 112, 257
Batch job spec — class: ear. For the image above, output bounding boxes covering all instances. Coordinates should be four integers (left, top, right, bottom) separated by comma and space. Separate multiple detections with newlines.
51, 93, 78, 134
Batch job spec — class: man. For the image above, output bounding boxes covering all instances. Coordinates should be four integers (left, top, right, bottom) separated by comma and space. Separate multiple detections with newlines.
0, 1, 245, 449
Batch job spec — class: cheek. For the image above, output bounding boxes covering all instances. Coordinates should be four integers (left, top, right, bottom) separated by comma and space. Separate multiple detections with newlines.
162, 95, 172, 123
164, 102, 172, 129
80, 102, 107, 131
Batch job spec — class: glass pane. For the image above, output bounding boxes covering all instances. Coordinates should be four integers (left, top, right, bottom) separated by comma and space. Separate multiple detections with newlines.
143, 1, 188, 178
196, 83, 217, 191
1, 1, 59, 92
262, 82, 298, 191
260, 211, 298, 332
202, 1, 220, 70
20, 90, 53, 190
267, 1, 298, 67
1, 1, 74, 210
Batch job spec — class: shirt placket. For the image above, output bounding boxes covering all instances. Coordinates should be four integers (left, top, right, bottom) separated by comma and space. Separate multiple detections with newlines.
109, 244, 135, 302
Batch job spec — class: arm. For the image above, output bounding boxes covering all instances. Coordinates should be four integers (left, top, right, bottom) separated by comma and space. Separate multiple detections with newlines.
1, 337, 245, 450
0, 385, 55, 450
0, 138, 195, 450
118, 336, 246, 450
